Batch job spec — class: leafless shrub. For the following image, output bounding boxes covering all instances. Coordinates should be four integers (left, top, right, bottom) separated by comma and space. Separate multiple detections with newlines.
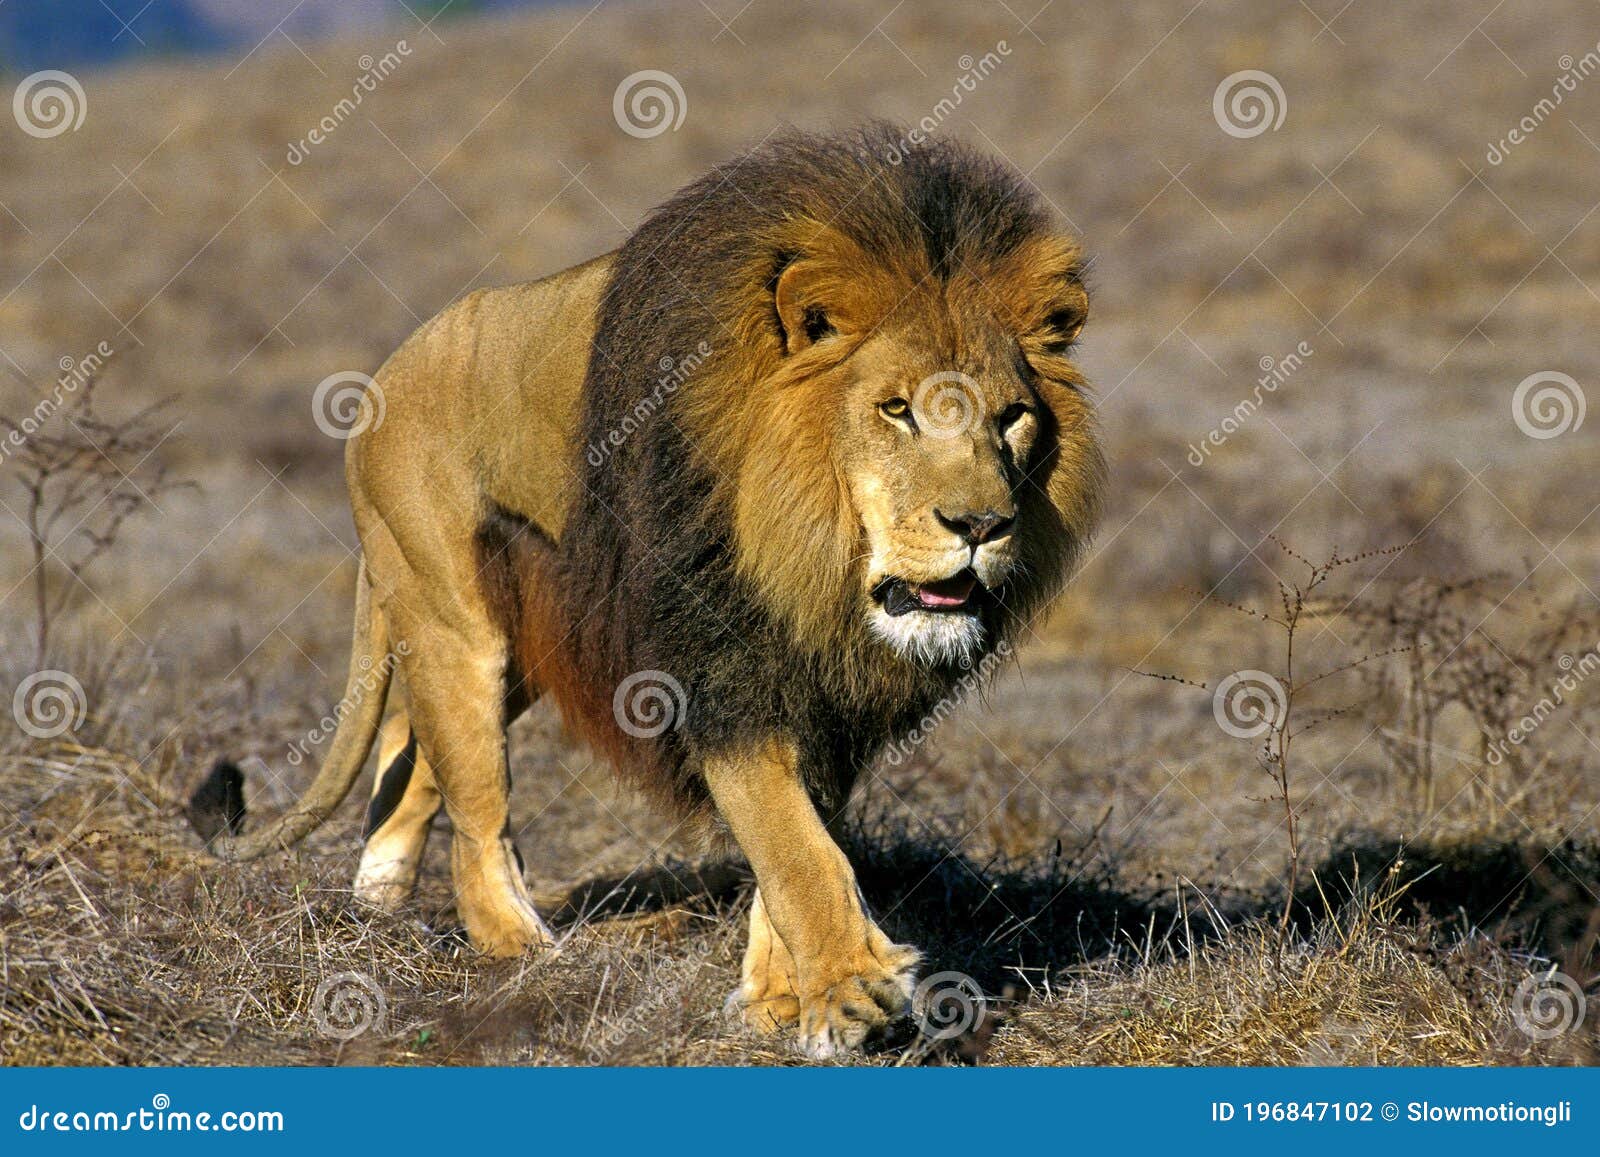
1140, 537, 1414, 935
2, 374, 188, 667
1347, 574, 1600, 816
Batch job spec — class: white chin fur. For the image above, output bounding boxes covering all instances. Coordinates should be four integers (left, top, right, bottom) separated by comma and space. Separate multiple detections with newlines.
868, 607, 985, 665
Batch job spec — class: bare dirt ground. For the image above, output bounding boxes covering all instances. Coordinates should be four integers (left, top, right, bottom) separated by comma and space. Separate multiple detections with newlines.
2, 0, 1598, 1065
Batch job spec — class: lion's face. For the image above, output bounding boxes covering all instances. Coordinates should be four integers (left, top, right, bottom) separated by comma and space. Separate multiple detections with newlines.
836, 323, 1042, 665
714, 227, 1102, 675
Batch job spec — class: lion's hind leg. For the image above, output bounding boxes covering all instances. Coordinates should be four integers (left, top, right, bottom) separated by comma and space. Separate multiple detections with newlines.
353, 712, 442, 910
394, 613, 554, 958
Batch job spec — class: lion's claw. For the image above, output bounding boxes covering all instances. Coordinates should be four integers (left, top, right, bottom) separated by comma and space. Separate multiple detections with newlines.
796, 945, 919, 1058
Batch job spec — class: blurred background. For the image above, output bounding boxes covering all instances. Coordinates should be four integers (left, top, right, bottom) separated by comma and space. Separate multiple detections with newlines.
1, 0, 1597, 1065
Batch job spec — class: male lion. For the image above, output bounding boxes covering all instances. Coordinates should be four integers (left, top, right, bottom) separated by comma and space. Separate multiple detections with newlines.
193, 126, 1104, 1056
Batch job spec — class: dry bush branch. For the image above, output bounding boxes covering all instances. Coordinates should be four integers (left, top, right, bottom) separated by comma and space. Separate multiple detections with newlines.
3, 374, 189, 667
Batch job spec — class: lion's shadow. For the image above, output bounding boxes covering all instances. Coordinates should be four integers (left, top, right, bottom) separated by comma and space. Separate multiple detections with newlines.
545, 824, 1600, 998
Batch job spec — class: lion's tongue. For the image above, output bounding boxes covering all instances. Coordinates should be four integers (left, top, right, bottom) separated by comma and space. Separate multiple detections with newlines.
915, 574, 977, 609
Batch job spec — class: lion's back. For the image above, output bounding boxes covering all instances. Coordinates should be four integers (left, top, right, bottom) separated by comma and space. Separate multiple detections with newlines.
349, 253, 614, 542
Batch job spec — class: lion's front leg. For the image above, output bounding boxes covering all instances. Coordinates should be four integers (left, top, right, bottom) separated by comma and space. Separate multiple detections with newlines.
705, 741, 919, 1057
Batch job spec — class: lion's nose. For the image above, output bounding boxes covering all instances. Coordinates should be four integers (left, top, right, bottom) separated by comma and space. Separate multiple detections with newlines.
934, 508, 1015, 546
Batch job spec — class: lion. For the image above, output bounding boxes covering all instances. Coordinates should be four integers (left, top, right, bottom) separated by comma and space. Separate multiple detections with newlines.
190, 125, 1104, 1056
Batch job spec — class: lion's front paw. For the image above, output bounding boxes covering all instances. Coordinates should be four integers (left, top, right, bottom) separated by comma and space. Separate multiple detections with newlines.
797, 942, 920, 1058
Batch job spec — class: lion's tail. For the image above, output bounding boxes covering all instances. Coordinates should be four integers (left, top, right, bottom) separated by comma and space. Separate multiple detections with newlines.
189, 557, 393, 861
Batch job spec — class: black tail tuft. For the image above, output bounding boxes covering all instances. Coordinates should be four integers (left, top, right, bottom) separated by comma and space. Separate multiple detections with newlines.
187, 759, 247, 846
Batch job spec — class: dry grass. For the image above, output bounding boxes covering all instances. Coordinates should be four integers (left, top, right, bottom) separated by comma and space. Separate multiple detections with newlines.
996, 921, 1534, 1066
2, 0, 1599, 1065
2, 736, 1596, 1065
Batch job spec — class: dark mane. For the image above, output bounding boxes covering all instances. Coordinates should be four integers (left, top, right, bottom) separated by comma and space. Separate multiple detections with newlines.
543, 125, 1085, 819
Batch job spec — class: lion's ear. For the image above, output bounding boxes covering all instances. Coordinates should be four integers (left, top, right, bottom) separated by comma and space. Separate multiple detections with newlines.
1041, 279, 1088, 353
994, 236, 1089, 359
774, 258, 843, 355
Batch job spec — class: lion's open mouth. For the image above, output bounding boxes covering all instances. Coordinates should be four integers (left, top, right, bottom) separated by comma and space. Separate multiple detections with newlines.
872, 571, 982, 617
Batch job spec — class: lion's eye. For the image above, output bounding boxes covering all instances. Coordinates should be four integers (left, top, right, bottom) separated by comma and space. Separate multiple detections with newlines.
998, 402, 1030, 432
879, 397, 912, 422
